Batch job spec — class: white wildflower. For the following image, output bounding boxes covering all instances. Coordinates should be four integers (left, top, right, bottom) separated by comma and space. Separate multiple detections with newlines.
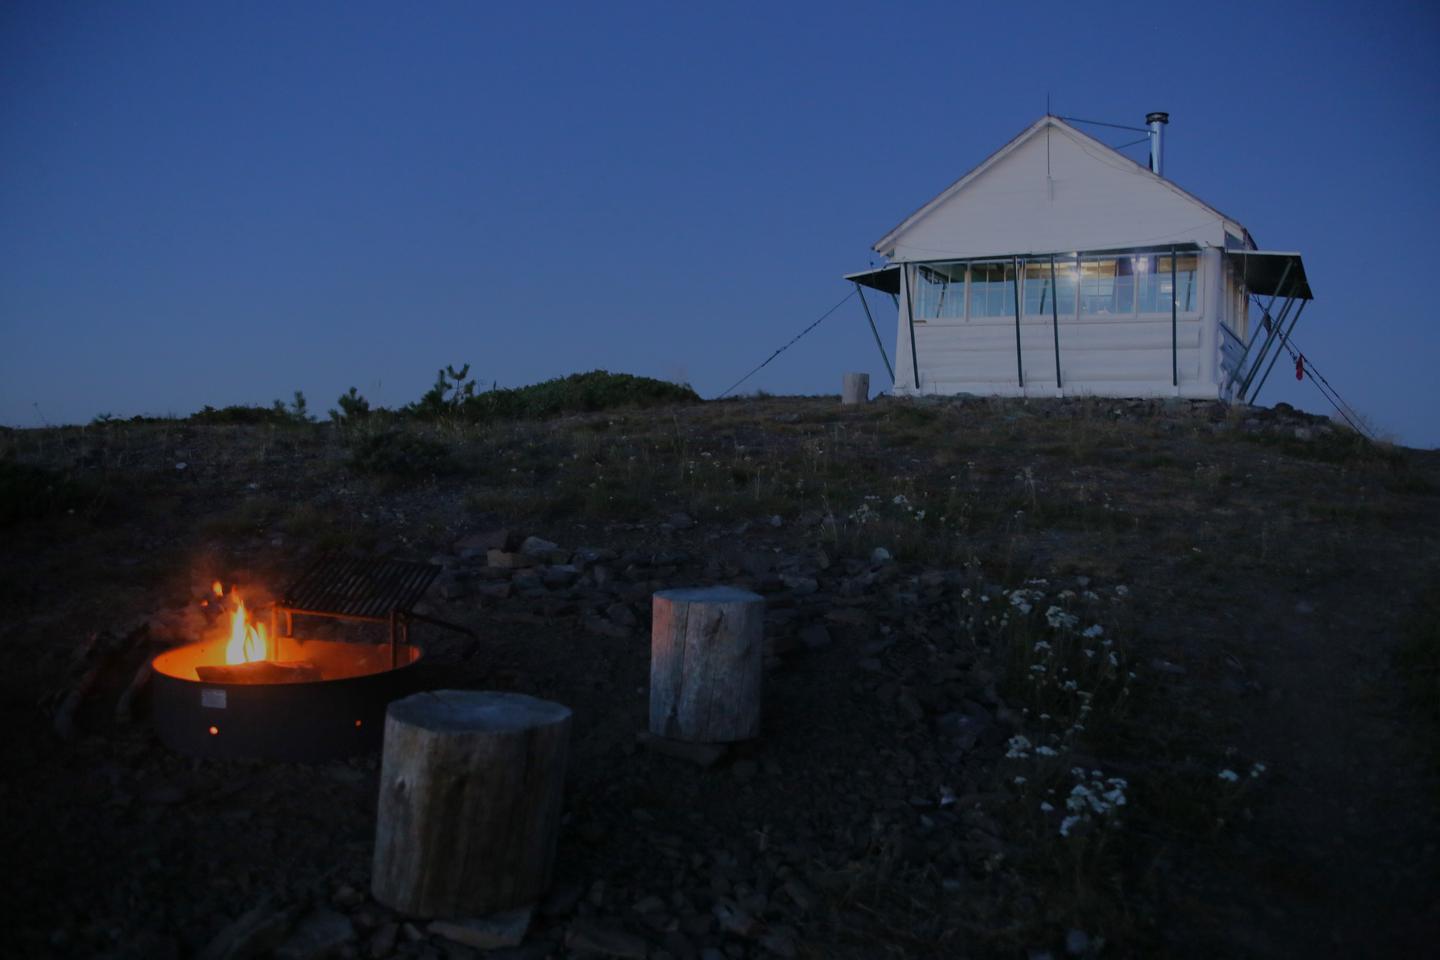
1059, 815, 1082, 837
1218, 769, 1240, 783
1013, 776, 1027, 786
1034, 745, 1058, 757
1033, 640, 1053, 653
1040, 801, 1055, 813
1045, 606, 1079, 631
1249, 762, 1267, 778
1005, 735, 1033, 759
1082, 624, 1104, 639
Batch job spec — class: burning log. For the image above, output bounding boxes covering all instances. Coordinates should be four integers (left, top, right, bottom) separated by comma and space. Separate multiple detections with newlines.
649, 586, 764, 743
371, 690, 572, 917
194, 660, 322, 685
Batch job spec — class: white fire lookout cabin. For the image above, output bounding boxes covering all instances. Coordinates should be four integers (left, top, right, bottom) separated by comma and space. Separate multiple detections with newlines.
846, 114, 1313, 402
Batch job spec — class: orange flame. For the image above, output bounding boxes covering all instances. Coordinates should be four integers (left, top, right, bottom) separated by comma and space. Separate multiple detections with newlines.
223, 590, 271, 664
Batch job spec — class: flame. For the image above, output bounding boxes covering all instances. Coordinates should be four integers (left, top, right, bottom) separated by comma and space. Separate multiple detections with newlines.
212, 580, 224, 598
223, 590, 271, 664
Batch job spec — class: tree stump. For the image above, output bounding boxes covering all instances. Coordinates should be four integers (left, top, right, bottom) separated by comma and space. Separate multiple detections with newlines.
371, 690, 571, 918
841, 372, 870, 404
649, 586, 764, 743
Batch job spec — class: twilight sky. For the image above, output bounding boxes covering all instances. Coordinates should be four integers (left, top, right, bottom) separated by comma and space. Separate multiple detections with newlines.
2, 1, 1437, 446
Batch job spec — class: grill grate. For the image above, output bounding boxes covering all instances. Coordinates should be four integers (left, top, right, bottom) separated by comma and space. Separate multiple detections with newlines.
274, 557, 476, 663
281, 557, 440, 620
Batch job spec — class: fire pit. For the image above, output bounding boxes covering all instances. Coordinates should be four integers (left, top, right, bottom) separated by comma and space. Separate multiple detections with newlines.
151, 559, 470, 761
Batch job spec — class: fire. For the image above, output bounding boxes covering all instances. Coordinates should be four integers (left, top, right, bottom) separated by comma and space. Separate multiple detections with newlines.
222, 590, 271, 665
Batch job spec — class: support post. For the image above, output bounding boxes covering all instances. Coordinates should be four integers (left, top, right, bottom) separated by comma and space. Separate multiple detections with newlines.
1250, 299, 1309, 402
1050, 255, 1061, 390
1171, 245, 1179, 388
1230, 258, 1293, 393
1239, 293, 1296, 401
372, 691, 572, 917
902, 265, 920, 391
854, 284, 895, 383
1012, 256, 1024, 389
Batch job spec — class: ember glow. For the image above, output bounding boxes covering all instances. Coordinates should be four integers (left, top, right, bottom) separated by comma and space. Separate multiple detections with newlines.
223, 590, 271, 665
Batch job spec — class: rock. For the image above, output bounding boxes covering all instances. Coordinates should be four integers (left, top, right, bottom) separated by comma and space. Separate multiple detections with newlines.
519, 537, 569, 563
455, 529, 512, 557
584, 615, 633, 639
197, 901, 299, 960
543, 565, 581, 588
870, 547, 893, 565
573, 546, 619, 568
768, 514, 783, 527
275, 908, 355, 960
637, 731, 729, 768
1065, 928, 1091, 955
564, 919, 649, 959
935, 701, 993, 752
632, 895, 666, 914
797, 624, 832, 650
780, 575, 818, 596
667, 512, 696, 530
1150, 658, 1187, 676
759, 928, 797, 957
1294, 600, 1314, 615
782, 879, 818, 913
427, 908, 532, 951
437, 575, 470, 600
712, 898, 760, 938
488, 550, 537, 570
368, 923, 398, 960
476, 581, 512, 601
606, 603, 639, 628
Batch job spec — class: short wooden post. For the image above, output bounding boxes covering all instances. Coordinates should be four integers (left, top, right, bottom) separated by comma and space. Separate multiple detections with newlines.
841, 372, 870, 404
371, 690, 571, 918
649, 586, 764, 742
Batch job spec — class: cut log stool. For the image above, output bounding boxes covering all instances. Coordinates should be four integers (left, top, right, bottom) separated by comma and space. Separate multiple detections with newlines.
372, 690, 571, 918
649, 586, 764, 743
841, 372, 870, 404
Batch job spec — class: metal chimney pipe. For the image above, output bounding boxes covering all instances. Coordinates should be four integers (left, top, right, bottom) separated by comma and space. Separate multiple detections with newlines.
1146, 111, 1169, 176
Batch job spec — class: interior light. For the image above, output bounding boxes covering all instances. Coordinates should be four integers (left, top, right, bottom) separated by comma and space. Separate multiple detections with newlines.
208, 725, 219, 736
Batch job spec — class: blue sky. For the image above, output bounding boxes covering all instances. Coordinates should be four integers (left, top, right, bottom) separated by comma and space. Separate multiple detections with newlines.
2, 1, 1437, 446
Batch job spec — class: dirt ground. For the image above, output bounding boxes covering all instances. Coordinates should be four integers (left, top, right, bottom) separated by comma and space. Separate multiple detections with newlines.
2, 396, 1437, 959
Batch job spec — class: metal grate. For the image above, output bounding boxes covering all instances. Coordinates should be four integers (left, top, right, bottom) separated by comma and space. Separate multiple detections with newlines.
280, 557, 440, 620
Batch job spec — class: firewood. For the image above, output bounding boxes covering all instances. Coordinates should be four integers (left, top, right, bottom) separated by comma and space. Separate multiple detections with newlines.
649, 586, 764, 743
114, 661, 153, 723
371, 690, 572, 917
53, 625, 145, 741
194, 660, 322, 685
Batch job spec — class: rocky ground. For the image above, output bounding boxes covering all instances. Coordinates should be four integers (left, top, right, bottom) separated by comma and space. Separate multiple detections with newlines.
2, 395, 1437, 959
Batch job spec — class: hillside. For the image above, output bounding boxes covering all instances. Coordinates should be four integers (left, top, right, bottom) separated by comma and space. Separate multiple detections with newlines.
2, 394, 1437, 959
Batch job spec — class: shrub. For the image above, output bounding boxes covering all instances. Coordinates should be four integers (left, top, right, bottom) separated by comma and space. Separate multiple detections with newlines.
346, 430, 455, 479
457, 370, 699, 422
330, 387, 372, 424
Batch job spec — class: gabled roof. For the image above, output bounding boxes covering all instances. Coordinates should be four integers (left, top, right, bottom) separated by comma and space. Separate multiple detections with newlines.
874, 116, 1255, 261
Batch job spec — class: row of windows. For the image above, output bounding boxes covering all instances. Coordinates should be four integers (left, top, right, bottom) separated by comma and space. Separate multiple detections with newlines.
911, 255, 1199, 321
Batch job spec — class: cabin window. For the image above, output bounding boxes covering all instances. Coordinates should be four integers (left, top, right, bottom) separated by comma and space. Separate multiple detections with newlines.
911, 262, 966, 321
1076, 259, 1136, 316
969, 263, 1016, 318
1023, 261, 1077, 316
1135, 254, 1198, 313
